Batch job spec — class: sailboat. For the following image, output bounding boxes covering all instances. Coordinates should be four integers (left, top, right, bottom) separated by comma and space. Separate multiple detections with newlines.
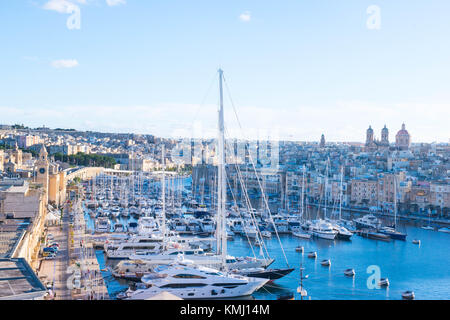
331, 167, 352, 240
421, 209, 434, 230
123, 70, 270, 300
310, 161, 337, 240
379, 175, 407, 241
292, 165, 312, 239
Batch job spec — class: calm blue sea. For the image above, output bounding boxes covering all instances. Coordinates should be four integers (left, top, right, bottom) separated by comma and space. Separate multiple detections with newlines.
91, 216, 450, 300
87, 176, 450, 300
227, 224, 450, 300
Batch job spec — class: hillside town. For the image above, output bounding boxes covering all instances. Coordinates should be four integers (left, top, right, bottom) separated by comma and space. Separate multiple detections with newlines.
0, 122, 448, 300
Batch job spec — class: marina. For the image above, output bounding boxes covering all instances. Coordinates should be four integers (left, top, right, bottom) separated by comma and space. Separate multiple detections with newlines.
70, 71, 450, 301
77, 171, 450, 300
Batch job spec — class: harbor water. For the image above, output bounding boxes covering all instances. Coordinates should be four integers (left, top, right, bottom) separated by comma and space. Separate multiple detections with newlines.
87, 210, 450, 300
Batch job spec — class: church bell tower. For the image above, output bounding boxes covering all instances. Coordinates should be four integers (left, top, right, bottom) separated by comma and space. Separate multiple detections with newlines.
36, 145, 49, 203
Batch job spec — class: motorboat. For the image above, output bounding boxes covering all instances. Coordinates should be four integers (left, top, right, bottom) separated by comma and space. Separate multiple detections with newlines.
402, 291, 415, 300
295, 246, 304, 253
242, 223, 258, 239
122, 260, 268, 300
357, 229, 391, 241
344, 269, 355, 277
95, 217, 111, 233
128, 222, 138, 234
378, 278, 389, 287
379, 226, 407, 241
332, 224, 353, 240
307, 251, 317, 259
412, 239, 421, 245
137, 217, 160, 235
261, 231, 272, 239
438, 227, 450, 233
232, 267, 295, 281
114, 223, 126, 233
112, 260, 157, 281
292, 230, 312, 239
311, 220, 337, 240
105, 235, 168, 259
353, 214, 381, 230
320, 259, 331, 267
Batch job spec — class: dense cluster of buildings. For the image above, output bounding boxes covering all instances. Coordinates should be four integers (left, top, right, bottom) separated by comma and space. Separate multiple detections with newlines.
192, 124, 449, 217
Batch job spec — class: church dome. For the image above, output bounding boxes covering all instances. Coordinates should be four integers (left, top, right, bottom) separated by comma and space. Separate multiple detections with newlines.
396, 123, 409, 136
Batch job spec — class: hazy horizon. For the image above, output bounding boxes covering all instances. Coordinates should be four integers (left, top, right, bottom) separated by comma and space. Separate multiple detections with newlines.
1, 1, 449, 143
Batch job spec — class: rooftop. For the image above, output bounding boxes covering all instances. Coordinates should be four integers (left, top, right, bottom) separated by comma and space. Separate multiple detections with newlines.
0, 218, 30, 258
0, 258, 46, 300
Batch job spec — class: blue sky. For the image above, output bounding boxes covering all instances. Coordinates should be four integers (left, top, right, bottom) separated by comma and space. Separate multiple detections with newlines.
0, 0, 449, 142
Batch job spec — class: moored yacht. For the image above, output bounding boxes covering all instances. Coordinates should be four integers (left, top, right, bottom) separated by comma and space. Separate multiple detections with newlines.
311, 220, 337, 240
122, 260, 268, 300
353, 214, 381, 230
95, 217, 111, 233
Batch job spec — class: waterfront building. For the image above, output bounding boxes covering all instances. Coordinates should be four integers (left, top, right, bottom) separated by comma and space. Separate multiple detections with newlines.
350, 179, 378, 206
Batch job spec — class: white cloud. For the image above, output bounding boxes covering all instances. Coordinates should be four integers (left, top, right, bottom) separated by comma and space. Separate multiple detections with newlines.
43, 0, 84, 13
106, 0, 126, 6
239, 12, 251, 22
51, 59, 79, 68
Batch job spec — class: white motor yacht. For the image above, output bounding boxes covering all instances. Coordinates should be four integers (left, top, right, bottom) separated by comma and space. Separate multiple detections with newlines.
95, 217, 111, 233
123, 260, 268, 300
353, 214, 381, 230
311, 220, 337, 240
292, 230, 312, 239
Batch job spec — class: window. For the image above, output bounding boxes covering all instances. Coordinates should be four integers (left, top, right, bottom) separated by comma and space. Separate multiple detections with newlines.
160, 283, 207, 289
173, 274, 206, 279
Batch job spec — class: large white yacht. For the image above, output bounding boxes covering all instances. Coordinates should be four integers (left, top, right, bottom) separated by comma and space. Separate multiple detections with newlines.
310, 220, 338, 240
137, 217, 160, 235
95, 217, 111, 233
353, 214, 382, 230
122, 260, 268, 300
128, 249, 274, 270
105, 235, 170, 259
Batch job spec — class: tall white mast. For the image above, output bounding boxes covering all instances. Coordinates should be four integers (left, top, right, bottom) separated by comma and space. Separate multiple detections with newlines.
339, 166, 343, 221
301, 165, 305, 222
161, 144, 166, 248
217, 69, 227, 270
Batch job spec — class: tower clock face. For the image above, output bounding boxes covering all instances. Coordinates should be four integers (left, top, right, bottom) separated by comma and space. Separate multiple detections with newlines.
39, 168, 46, 174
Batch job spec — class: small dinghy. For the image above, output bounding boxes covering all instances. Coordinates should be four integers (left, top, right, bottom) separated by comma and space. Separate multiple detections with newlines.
438, 227, 450, 233
307, 251, 317, 259
320, 259, 331, 267
344, 268, 355, 277
261, 231, 272, 238
402, 291, 415, 300
292, 231, 312, 239
379, 278, 390, 287
295, 246, 304, 253
412, 239, 420, 245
